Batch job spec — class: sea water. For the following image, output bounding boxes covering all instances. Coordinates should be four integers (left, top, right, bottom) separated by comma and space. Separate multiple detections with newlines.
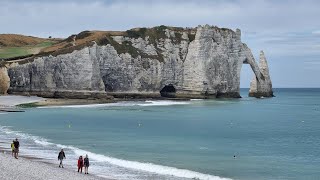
0, 89, 319, 180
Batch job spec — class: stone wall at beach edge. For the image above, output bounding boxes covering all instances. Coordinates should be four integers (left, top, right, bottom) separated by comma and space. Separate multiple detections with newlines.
0, 67, 10, 94
6, 25, 273, 99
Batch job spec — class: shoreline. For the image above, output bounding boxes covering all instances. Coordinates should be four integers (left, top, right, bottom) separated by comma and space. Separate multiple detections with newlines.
0, 94, 195, 109
0, 94, 246, 180
0, 147, 111, 180
0, 95, 191, 180
0, 95, 115, 179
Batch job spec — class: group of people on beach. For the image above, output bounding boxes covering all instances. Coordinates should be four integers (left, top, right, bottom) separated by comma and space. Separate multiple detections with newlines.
58, 149, 90, 174
10, 140, 90, 175
10, 138, 19, 159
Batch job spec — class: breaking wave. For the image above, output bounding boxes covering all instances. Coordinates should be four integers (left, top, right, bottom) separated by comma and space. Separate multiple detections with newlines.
0, 126, 231, 180
38, 100, 190, 108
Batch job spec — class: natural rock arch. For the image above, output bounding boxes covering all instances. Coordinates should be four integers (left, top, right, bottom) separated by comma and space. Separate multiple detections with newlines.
242, 50, 274, 98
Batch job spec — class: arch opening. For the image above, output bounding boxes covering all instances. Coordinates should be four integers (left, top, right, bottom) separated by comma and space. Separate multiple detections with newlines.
240, 63, 254, 97
160, 84, 176, 98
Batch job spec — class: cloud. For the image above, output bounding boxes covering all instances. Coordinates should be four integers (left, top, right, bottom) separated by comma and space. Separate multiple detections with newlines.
1, 0, 320, 37
312, 30, 320, 35
304, 60, 320, 65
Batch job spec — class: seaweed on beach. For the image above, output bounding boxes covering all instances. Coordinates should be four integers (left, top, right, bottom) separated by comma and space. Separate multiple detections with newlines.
16, 102, 40, 108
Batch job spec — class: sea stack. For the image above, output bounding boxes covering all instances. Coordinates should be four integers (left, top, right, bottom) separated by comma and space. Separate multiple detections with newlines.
249, 51, 274, 98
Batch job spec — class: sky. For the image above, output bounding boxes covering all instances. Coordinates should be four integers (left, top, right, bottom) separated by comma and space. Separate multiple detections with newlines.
1, 0, 319, 88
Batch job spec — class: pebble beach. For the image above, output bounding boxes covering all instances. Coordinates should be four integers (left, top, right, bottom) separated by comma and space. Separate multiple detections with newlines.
0, 152, 108, 180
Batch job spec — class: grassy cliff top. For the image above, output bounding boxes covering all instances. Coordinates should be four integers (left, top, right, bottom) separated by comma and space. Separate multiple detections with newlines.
0, 34, 59, 59
0, 34, 52, 47
41, 26, 196, 53
0, 25, 235, 64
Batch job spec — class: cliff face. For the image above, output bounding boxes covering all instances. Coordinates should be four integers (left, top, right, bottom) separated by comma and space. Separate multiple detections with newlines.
0, 67, 10, 94
182, 27, 244, 97
7, 49, 107, 98
6, 25, 273, 98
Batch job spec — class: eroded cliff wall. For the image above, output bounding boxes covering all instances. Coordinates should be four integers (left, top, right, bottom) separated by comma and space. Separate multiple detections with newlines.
7, 48, 107, 98
6, 25, 273, 98
182, 27, 244, 97
0, 67, 10, 94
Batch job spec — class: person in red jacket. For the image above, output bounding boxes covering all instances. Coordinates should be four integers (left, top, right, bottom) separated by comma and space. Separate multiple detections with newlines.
77, 156, 84, 173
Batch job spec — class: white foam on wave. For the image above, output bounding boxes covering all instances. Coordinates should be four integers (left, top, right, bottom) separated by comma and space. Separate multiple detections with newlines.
138, 100, 190, 106
38, 101, 142, 108
199, 147, 209, 150
190, 99, 204, 101
38, 100, 190, 108
34, 139, 54, 146
0, 126, 231, 180
0, 126, 52, 146
55, 144, 231, 180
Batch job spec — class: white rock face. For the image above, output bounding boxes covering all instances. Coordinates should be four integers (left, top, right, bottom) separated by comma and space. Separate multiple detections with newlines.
249, 51, 274, 97
182, 26, 243, 97
7, 47, 107, 98
6, 25, 273, 98
0, 67, 10, 94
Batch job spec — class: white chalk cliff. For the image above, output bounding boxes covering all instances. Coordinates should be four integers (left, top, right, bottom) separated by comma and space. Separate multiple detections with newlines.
0, 67, 10, 95
3, 25, 273, 98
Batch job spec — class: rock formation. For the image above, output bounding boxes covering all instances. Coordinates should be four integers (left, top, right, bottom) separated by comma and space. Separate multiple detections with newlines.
5, 25, 273, 98
249, 51, 274, 97
0, 66, 10, 95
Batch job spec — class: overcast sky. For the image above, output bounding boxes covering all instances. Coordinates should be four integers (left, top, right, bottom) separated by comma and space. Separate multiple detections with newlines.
1, 0, 319, 88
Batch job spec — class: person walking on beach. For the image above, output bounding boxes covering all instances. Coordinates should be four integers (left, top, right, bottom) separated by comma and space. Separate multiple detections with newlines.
77, 156, 84, 173
11, 140, 15, 157
84, 154, 90, 174
13, 138, 19, 159
58, 149, 66, 168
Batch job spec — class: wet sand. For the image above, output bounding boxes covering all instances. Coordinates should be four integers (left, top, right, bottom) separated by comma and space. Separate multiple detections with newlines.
0, 95, 44, 107
33, 98, 115, 106
0, 95, 115, 108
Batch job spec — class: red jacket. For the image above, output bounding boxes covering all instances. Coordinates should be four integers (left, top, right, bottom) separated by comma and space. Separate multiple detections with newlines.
78, 159, 83, 167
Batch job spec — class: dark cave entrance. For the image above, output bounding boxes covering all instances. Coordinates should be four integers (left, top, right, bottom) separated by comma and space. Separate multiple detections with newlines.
160, 84, 176, 98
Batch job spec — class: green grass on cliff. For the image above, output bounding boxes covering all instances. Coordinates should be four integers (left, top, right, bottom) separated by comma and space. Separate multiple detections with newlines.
126, 25, 169, 44
98, 35, 165, 63
0, 47, 30, 59
0, 41, 54, 59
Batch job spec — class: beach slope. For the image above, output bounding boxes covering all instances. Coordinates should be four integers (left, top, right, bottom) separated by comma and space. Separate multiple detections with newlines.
0, 153, 107, 180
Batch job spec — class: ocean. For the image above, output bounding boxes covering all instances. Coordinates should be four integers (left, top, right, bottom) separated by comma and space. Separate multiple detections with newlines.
0, 88, 319, 180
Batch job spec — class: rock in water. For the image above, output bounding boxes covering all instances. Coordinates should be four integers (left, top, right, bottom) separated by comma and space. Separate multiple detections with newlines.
5, 25, 274, 99
249, 51, 274, 98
